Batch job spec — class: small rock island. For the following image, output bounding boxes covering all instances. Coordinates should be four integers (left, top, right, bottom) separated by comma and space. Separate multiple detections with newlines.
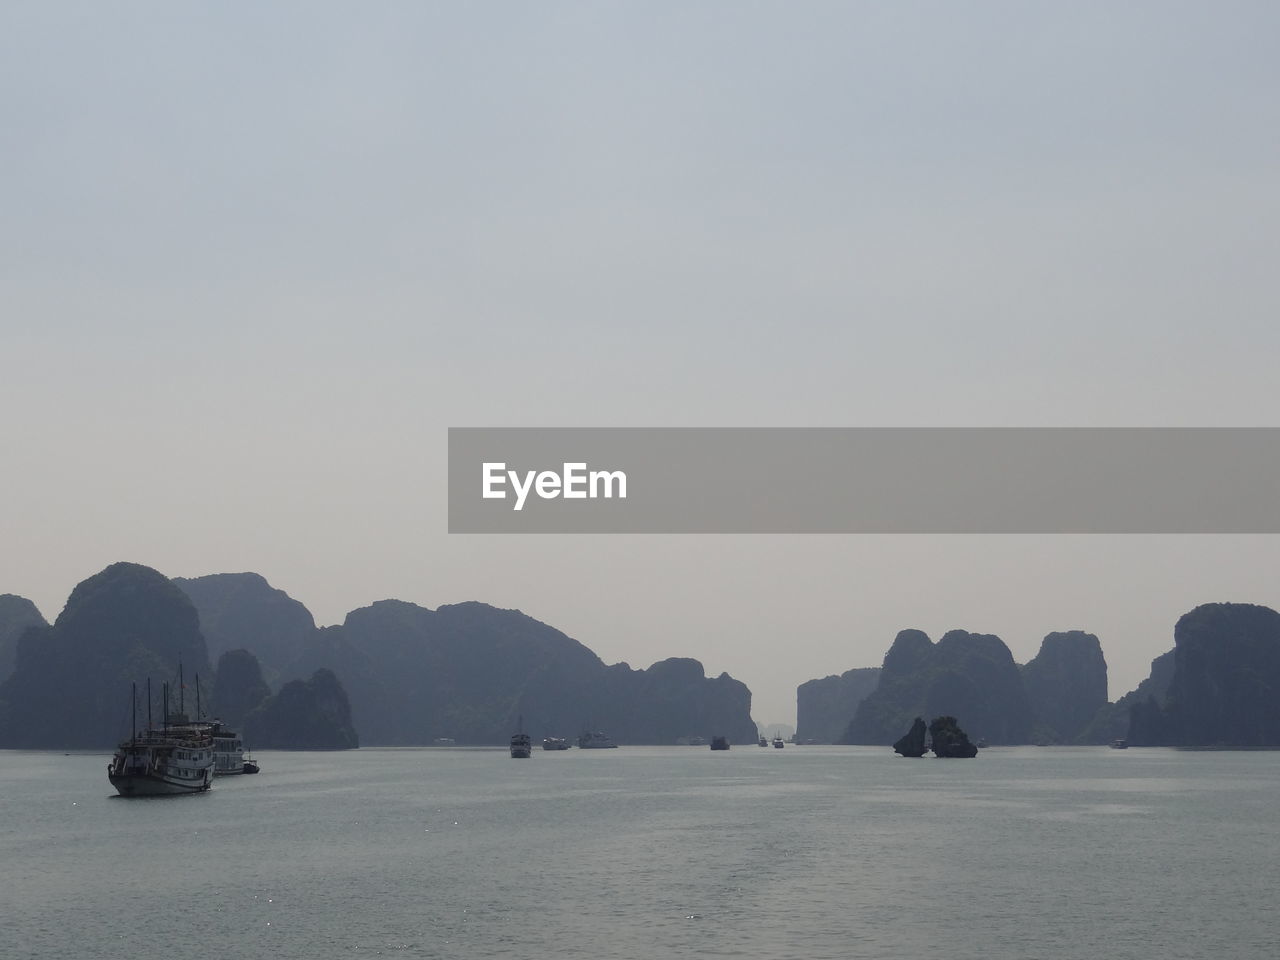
928, 715, 978, 758
893, 717, 928, 757
893, 715, 978, 758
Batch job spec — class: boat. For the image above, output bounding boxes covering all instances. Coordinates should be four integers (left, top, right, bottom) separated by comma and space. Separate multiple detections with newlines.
207, 720, 250, 776
709, 736, 730, 751
432, 737, 457, 746
758, 736, 769, 747
772, 735, 785, 749
542, 737, 570, 750
109, 727, 214, 796
107, 680, 215, 797
510, 716, 532, 758
676, 735, 707, 746
1110, 738, 1129, 749
577, 730, 618, 749
173, 671, 259, 777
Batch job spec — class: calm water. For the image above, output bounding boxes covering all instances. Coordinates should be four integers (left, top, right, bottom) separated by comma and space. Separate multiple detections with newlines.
3, 745, 1278, 960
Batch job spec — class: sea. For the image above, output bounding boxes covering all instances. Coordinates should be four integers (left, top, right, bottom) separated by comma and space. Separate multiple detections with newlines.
2, 745, 1277, 960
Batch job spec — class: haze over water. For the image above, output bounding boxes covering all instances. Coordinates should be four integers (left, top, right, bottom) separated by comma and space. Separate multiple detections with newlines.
5, 746, 1276, 959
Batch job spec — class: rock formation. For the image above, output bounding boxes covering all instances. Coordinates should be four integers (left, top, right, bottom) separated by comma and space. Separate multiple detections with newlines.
626, 656, 756, 745
843, 629, 1032, 745
1081, 648, 1174, 744
243, 668, 358, 749
796, 666, 881, 743
290, 599, 758, 745
1021, 631, 1108, 743
893, 716, 928, 757
929, 715, 978, 758
210, 648, 272, 731
173, 572, 317, 685
0, 594, 47, 684
1140, 603, 1280, 747
0, 563, 765, 749
0, 563, 212, 749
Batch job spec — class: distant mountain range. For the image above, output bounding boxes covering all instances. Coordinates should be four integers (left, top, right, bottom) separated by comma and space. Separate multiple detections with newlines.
795, 605, 1280, 748
4, 563, 1277, 751
0, 563, 756, 749
285, 593, 757, 746
0, 564, 355, 750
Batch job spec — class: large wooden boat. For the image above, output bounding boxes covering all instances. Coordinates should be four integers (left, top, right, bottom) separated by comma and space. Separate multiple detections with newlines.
107, 680, 214, 797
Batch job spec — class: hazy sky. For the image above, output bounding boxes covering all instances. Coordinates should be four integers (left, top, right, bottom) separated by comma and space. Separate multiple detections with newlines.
4, 3, 1279, 724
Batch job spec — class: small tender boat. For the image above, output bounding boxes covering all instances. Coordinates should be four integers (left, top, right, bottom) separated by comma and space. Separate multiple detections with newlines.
542, 737, 570, 750
772, 735, 785, 749
709, 736, 730, 751
1110, 738, 1129, 749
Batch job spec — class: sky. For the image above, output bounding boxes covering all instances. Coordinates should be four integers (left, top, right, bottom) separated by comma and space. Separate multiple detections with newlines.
4, 2, 1279, 725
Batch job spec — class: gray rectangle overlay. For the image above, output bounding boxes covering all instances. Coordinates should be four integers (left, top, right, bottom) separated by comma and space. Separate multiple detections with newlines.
448, 428, 1280, 533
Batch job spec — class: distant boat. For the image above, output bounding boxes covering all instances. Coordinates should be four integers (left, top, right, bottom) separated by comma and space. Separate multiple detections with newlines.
772, 735, 785, 749
709, 736, 730, 751
180, 673, 261, 777
510, 716, 532, 759
578, 730, 618, 749
542, 737, 569, 751
758, 736, 769, 747
676, 735, 707, 746
433, 737, 457, 747
207, 720, 251, 776
1110, 738, 1129, 749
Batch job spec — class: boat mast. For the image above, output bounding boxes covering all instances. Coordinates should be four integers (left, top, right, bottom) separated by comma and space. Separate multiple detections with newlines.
147, 677, 152, 732
195, 673, 201, 721
131, 681, 136, 741
163, 682, 169, 733
178, 663, 185, 717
